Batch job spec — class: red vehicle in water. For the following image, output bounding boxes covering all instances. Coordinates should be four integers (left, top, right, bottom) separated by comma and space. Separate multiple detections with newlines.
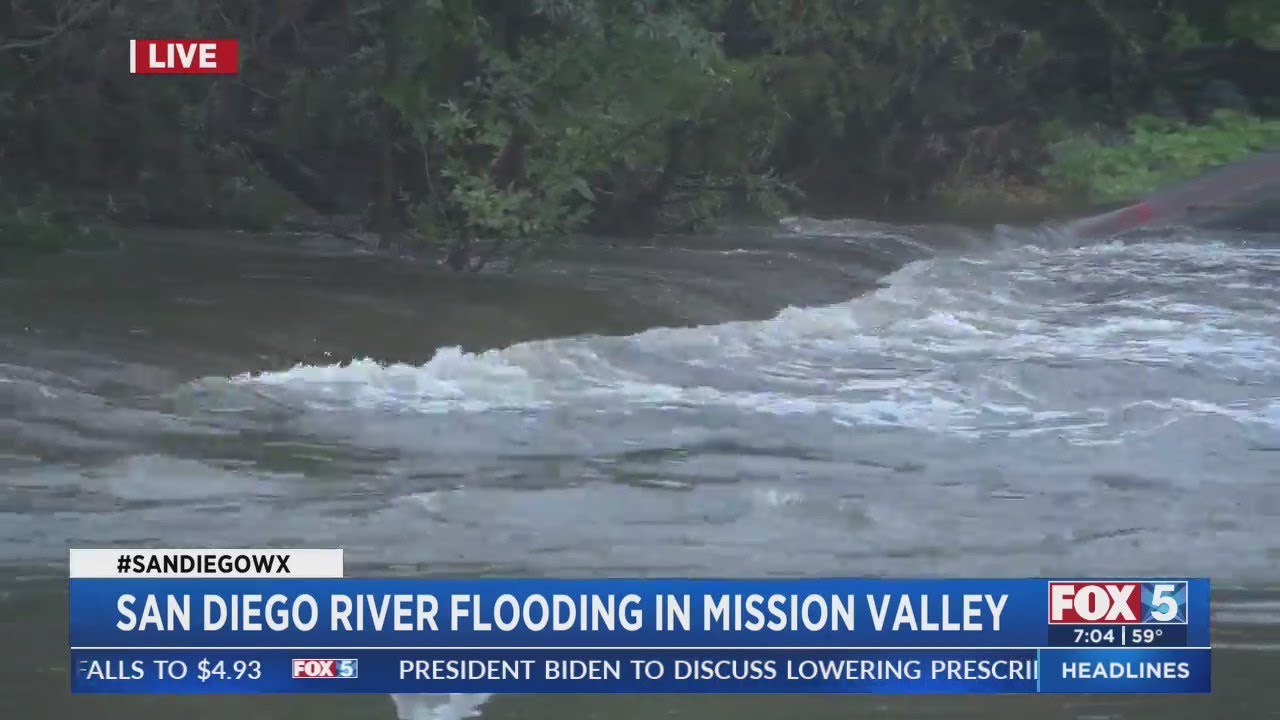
1069, 151, 1280, 237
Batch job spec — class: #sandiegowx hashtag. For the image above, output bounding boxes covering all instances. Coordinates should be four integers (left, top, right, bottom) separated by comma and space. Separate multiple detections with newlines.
113, 553, 294, 574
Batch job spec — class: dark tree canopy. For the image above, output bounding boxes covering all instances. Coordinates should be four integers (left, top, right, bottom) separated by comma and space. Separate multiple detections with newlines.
2, 0, 1277, 267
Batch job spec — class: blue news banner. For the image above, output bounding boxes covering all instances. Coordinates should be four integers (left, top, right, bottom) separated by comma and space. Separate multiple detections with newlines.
70, 578, 1211, 694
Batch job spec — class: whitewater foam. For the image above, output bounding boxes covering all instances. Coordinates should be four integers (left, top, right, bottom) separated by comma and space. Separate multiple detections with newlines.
391, 693, 493, 720
227, 234, 1280, 443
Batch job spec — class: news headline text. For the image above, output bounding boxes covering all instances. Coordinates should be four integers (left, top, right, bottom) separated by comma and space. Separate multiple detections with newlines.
114, 591, 1009, 633
69, 578, 1212, 649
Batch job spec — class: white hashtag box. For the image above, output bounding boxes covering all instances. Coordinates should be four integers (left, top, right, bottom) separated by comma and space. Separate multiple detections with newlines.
69, 549, 344, 578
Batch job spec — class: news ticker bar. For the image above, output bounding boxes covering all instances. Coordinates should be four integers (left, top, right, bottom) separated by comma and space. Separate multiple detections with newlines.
70, 648, 1211, 694
66, 551, 1212, 694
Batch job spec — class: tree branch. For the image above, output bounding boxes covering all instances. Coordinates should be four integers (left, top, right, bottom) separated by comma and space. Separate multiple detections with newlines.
0, 0, 109, 53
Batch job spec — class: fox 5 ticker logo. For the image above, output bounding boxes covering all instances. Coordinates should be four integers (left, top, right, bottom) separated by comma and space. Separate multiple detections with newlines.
1048, 581, 1188, 624
292, 658, 359, 679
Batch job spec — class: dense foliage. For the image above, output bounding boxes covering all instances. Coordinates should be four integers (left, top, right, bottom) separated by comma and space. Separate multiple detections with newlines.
2, 0, 1277, 266
1045, 110, 1280, 202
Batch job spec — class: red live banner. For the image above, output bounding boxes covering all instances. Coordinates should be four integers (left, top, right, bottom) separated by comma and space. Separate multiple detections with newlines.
129, 39, 239, 75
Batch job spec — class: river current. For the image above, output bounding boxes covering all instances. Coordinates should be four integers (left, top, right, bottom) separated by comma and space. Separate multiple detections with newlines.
0, 217, 1277, 719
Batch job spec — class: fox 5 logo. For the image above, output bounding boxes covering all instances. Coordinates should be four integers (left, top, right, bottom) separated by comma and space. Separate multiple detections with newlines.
1049, 581, 1188, 624
292, 658, 359, 679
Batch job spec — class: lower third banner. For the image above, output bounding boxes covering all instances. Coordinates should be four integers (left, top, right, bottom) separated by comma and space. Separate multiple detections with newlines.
71, 648, 1211, 694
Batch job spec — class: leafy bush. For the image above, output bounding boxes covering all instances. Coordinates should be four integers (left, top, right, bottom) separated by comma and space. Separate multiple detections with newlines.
1043, 111, 1280, 203
0, 191, 116, 253
4, 0, 1279, 265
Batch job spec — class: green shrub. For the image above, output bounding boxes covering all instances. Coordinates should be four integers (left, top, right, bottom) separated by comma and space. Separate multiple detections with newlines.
0, 192, 117, 254
1043, 111, 1280, 203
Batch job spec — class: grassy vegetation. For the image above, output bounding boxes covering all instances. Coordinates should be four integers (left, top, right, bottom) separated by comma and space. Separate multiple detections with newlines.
0, 191, 117, 254
1043, 111, 1280, 203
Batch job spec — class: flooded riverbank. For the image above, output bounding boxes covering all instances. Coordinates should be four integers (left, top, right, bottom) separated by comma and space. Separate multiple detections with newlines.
2, 216, 1278, 718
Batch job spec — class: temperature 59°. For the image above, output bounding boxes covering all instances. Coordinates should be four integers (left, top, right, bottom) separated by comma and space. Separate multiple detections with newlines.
1129, 627, 1165, 645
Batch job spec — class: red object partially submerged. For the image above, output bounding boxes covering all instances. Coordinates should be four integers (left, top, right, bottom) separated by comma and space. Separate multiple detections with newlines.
1068, 151, 1280, 238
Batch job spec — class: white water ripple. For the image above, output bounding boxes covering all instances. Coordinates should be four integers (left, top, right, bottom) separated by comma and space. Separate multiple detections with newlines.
233, 236, 1280, 442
